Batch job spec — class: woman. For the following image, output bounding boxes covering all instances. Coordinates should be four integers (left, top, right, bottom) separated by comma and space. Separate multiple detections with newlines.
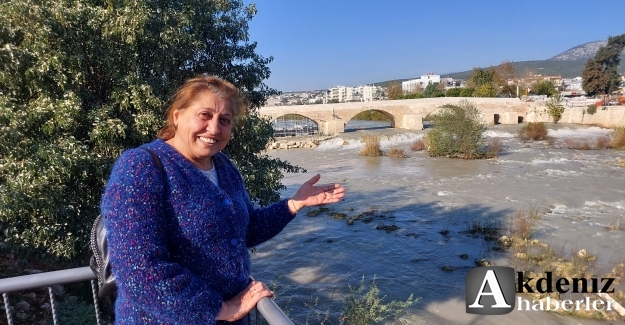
100, 76, 345, 324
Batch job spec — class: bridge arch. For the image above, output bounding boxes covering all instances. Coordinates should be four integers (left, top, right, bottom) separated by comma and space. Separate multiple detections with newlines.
270, 113, 320, 137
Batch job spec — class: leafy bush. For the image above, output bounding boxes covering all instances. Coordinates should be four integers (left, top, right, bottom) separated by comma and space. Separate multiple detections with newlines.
340, 276, 416, 325
47, 296, 96, 325
359, 136, 383, 157
586, 104, 597, 115
445, 87, 462, 97
426, 100, 487, 159
517, 122, 548, 141
544, 95, 565, 123
459, 87, 475, 97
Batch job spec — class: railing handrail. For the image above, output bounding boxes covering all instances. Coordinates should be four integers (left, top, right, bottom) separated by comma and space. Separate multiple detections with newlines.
0, 267, 293, 325
0, 267, 96, 293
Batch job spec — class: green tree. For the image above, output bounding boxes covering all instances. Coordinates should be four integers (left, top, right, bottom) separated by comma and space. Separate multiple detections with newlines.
445, 88, 462, 97
582, 34, 625, 96
468, 67, 498, 97
422, 83, 444, 98
426, 100, 487, 159
0, 0, 302, 261
459, 87, 475, 97
530, 80, 558, 97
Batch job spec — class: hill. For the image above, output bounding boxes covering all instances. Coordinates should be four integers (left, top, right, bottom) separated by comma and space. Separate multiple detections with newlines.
374, 41, 625, 86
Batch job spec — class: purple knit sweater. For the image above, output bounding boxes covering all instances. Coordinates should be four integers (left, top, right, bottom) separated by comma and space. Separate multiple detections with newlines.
100, 139, 295, 324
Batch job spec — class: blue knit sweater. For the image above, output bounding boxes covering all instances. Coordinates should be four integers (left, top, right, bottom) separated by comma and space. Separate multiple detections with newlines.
100, 139, 296, 324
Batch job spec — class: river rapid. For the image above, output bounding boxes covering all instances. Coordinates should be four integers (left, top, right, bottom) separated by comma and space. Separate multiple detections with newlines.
250, 122, 625, 325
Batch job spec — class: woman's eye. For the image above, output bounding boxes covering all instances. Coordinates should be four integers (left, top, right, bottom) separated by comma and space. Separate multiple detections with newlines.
200, 112, 212, 119
220, 118, 231, 125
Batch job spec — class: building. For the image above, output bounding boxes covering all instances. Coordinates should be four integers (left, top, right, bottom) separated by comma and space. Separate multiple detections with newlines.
326, 85, 384, 103
402, 73, 441, 93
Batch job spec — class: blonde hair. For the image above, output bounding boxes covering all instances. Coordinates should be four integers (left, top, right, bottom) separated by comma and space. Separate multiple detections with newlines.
157, 76, 241, 140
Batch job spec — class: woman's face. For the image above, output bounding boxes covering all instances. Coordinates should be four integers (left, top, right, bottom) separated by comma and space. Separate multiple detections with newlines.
169, 91, 234, 169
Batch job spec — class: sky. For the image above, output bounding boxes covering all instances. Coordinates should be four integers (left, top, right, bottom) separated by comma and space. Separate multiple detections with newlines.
246, 0, 624, 92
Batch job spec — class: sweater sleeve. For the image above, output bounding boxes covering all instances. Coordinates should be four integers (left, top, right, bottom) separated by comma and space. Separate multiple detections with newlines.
100, 148, 223, 323
245, 197, 296, 248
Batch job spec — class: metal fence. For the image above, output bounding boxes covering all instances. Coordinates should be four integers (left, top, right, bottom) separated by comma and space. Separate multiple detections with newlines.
0, 267, 293, 325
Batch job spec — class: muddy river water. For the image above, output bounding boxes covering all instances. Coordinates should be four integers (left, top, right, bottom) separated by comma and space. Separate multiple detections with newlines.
250, 123, 625, 325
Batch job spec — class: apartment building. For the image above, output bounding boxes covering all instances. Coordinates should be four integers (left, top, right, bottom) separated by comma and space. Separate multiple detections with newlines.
402, 73, 441, 93
327, 85, 383, 102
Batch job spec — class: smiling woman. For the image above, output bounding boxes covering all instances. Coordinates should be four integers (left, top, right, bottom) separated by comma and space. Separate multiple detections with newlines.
99, 75, 345, 324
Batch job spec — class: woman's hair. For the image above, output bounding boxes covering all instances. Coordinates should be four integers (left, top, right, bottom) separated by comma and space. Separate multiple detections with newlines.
157, 76, 242, 140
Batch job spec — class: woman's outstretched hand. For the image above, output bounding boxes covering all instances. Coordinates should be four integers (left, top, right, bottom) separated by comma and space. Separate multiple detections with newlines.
289, 174, 345, 214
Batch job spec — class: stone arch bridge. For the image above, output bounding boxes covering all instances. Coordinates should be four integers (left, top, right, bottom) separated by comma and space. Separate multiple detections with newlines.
259, 97, 531, 134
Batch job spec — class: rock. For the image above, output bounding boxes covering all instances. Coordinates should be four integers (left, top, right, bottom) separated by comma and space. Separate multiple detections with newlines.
343, 140, 349, 145
15, 300, 30, 312
577, 249, 587, 258
459, 254, 469, 259
23, 293, 36, 301
498, 235, 511, 248
515, 252, 528, 260
15, 311, 28, 320
40, 303, 51, 310
476, 259, 490, 266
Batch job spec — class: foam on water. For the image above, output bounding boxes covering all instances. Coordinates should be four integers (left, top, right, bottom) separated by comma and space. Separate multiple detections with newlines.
548, 126, 612, 138
483, 130, 516, 138
530, 157, 570, 165
543, 169, 578, 176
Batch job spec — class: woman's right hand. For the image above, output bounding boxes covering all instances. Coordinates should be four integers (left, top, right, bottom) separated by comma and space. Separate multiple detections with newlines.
216, 280, 273, 322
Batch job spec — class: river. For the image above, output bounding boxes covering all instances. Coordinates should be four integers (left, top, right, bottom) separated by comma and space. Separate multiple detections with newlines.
251, 121, 625, 325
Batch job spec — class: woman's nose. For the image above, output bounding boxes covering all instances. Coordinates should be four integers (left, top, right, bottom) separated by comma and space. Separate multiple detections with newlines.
206, 118, 220, 135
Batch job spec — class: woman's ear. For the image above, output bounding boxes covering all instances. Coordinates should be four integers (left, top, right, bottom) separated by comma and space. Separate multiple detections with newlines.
172, 109, 180, 127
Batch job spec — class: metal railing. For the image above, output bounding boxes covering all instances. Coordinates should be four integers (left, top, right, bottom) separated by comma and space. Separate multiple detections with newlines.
0, 267, 293, 325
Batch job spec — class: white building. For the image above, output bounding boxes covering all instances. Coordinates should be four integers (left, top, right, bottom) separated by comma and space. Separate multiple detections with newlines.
327, 85, 383, 102
402, 73, 441, 93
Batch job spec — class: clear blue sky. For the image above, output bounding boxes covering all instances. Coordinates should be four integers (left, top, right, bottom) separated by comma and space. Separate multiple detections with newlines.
246, 0, 624, 92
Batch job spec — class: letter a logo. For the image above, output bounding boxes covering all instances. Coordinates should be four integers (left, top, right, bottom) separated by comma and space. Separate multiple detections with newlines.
466, 266, 515, 315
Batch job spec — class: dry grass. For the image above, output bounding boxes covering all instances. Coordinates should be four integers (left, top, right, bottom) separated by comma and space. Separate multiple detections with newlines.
562, 138, 592, 150
512, 206, 542, 240
596, 136, 611, 149
517, 122, 548, 141
358, 135, 383, 156
410, 139, 425, 151
386, 147, 407, 158
486, 137, 503, 158
611, 127, 625, 150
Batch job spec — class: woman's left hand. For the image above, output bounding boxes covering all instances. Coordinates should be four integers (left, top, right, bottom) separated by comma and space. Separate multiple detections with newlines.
289, 174, 345, 213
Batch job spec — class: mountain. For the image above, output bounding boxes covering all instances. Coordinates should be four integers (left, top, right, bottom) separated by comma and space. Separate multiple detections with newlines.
550, 41, 607, 61
374, 40, 625, 86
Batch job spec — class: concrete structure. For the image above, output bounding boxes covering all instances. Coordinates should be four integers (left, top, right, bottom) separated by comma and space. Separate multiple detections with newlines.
327, 85, 383, 103
402, 73, 441, 93
259, 97, 625, 135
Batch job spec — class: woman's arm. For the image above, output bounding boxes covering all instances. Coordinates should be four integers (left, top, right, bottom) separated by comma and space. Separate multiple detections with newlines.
101, 149, 222, 323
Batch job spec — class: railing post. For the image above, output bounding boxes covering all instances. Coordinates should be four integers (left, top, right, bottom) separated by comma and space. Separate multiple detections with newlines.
3, 293, 13, 325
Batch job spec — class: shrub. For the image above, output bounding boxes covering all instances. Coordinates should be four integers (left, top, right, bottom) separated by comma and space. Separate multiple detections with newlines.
359, 135, 383, 156
611, 127, 625, 149
445, 87, 462, 97
340, 276, 416, 325
545, 95, 565, 123
410, 139, 425, 151
586, 104, 597, 115
426, 100, 487, 159
596, 136, 611, 149
386, 147, 407, 158
512, 207, 542, 240
517, 122, 548, 141
486, 137, 503, 158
